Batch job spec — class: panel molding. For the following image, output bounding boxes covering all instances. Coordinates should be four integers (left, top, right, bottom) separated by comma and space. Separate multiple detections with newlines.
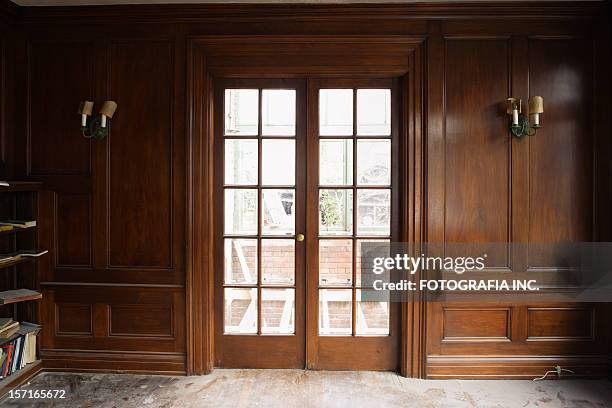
26, 40, 94, 177
109, 303, 174, 338
525, 36, 594, 271
55, 192, 93, 268
526, 306, 595, 342
439, 36, 512, 268
107, 39, 174, 269
55, 303, 93, 336
442, 307, 511, 343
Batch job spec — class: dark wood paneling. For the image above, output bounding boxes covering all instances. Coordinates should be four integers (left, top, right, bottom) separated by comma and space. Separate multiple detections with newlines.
527, 307, 594, 340
56, 303, 92, 335
28, 41, 92, 176
443, 38, 510, 266
42, 286, 185, 353
6, 1, 609, 379
27, 34, 186, 375
443, 308, 510, 341
426, 29, 609, 378
108, 41, 173, 269
56, 193, 91, 267
527, 38, 593, 269
110, 304, 173, 337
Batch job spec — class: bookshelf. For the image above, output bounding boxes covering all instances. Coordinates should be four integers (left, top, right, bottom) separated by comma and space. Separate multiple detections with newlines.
0, 182, 44, 395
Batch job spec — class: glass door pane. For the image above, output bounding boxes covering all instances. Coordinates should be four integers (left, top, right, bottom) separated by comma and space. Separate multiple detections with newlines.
222, 87, 297, 336
317, 87, 392, 337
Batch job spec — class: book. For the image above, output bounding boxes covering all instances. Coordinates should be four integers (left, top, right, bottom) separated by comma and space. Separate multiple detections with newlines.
0, 220, 36, 228
11, 337, 21, 373
0, 289, 42, 305
1, 344, 13, 377
0, 321, 19, 335
0, 326, 20, 344
0, 322, 40, 378
0, 318, 14, 330
25, 333, 36, 365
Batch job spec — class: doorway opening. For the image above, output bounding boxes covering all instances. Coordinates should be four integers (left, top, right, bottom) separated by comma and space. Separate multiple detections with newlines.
214, 78, 400, 370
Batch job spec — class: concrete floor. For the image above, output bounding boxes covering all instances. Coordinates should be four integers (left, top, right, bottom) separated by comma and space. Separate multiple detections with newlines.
1, 370, 611, 408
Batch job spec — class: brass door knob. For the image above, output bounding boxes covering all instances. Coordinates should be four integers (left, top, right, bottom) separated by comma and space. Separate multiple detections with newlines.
296, 234, 305, 242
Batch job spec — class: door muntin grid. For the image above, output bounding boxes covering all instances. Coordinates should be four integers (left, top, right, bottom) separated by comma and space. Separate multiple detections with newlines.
317, 88, 392, 337
223, 88, 297, 336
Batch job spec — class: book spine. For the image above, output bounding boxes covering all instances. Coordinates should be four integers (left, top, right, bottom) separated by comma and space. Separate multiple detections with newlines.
2, 345, 14, 377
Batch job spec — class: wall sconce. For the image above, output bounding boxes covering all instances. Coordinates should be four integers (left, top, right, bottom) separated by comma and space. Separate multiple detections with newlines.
506, 96, 544, 138
78, 100, 118, 140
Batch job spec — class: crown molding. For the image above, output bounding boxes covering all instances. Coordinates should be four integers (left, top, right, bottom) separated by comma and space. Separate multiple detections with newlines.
18, 2, 606, 25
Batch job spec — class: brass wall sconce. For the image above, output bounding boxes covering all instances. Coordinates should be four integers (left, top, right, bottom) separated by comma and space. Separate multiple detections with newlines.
78, 100, 118, 140
506, 96, 544, 138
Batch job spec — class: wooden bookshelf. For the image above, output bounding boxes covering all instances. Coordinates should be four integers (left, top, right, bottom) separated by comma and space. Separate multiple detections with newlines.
0, 360, 42, 398
0, 360, 42, 397
0, 181, 44, 395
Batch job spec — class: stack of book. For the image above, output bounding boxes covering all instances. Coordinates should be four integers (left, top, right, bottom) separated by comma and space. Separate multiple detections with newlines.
0, 319, 40, 379
0, 220, 37, 233
0, 250, 48, 267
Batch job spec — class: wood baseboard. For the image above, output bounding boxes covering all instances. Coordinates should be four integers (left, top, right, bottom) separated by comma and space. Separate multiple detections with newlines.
426, 355, 609, 379
39, 349, 186, 375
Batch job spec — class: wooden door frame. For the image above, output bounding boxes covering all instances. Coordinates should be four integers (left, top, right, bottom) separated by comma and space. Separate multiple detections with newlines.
186, 35, 425, 377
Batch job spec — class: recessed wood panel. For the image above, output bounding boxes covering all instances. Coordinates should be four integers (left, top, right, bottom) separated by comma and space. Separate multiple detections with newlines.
56, 303, 92, 335
28, 41, 92, 176
56, 193, 91, 267
443, 308, 510, 340
109, 304, 173, 337
42, 286, 185, 353
527, 38, 593, 268
527, 307, 593, 339
108, 41, 173, 268
443, 39, 510, 267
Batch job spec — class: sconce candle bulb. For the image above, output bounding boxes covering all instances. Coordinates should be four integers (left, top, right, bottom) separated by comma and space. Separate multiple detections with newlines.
78, 101, 94, 127
506, 98, 520, 126
528, 96, 544, 127
99, 101, 118, 129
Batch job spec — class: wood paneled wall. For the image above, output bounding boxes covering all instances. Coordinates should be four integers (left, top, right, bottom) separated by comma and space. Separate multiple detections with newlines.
426, 22, 611, 377
2, 2, 610, 377
12, 28, 187, 374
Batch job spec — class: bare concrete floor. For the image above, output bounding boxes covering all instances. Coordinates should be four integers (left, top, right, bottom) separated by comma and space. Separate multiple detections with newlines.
1, 370, 611, 408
